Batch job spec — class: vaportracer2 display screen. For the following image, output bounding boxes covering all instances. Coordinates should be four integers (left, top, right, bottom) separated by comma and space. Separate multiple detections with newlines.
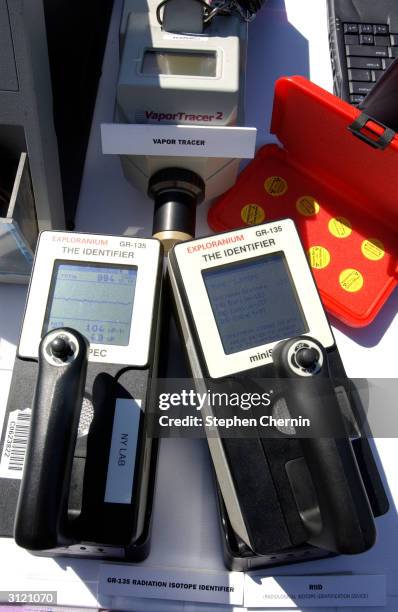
202, 254, 308, 354
142, 50, 217, 77
44, 262, 137, 346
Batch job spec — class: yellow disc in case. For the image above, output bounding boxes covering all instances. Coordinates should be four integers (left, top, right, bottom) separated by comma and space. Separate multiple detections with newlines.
328, 216, 352, 238
361, 238, 385, 261
296, 196, 320, 217
308, 246, 331, 269
264, 176, 288, 196
241, 204, 265, 225
339, 268, 364, 292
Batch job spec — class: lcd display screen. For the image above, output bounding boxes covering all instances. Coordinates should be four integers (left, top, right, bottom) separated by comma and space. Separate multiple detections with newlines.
44, 262, 137, 346
142, 50, 216, 76
202, 254, 308, 354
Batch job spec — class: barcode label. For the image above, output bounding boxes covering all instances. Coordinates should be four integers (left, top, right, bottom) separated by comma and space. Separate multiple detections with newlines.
0, 408, 31, 480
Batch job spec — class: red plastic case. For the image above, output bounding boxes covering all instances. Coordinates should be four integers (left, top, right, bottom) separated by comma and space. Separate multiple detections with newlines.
208, 76, 398, 327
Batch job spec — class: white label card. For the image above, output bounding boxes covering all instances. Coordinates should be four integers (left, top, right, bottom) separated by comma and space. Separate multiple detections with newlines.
104, 399, 141, 504
101, 123, 257, 159
244, 574, 386, 608
98, 564, 244, 606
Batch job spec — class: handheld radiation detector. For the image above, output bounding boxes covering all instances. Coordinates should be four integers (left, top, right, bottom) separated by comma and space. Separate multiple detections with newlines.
11, 231, 162, 560
168, 219, 380, 563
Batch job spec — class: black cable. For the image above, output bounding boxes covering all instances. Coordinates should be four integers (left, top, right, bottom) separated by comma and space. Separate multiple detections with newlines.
156, 0, 265, 28
236, 0, 265, 17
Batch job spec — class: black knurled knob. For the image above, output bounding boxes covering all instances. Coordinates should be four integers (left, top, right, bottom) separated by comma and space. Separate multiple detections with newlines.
50, 337, 72, 361
295, 347, 320, 369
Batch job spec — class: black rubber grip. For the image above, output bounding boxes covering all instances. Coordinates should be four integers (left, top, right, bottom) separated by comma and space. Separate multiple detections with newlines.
14, 328, 88, 550
272, 336, 376, 554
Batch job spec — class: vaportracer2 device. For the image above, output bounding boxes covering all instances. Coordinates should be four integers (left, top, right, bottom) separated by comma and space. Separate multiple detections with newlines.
116, 0, 249, 249
168, 219, 388, 569
10, 231, 162, 560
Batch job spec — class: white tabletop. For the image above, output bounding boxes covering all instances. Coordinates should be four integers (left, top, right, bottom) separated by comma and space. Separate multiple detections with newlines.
0, 0, 397, 610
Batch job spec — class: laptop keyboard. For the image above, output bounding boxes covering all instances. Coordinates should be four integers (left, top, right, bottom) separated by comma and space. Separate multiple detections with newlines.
344, 23, 397, 104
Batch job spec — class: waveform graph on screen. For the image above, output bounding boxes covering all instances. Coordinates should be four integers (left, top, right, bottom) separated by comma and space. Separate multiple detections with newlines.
44, 262, 138, 346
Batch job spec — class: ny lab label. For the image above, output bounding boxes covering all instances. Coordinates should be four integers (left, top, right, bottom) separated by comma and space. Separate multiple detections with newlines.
104, 399, 141, 504
101, 123, 256, 159
244, 574, 386, 608
98, 565, 244, 606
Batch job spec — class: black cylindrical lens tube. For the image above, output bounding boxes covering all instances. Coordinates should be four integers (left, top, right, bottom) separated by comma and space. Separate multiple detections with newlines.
148, 168, 205, 252
152, 190, 197, 237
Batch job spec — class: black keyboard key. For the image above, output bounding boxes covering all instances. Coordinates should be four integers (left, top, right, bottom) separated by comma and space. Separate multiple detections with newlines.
350, 94, 365, 104
360, 34, 374, 45
374, 35, 390, 46
372, 70, 383, 82
346, 45, 388, 57
347, 56, 382, 69
390, 47, 398, 58
348, 69, 371, 81
391, 34, 398, 46
344, 23, 359, 34
374, 25, 389, 35
345, 34, 359, 45
382, 58, 395, 69
349, 82, 373, 95
359, 24, 373, 34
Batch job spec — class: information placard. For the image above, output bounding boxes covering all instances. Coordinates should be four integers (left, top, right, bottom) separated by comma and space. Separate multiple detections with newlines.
98, 564, 244, 606
101, 123, 257, 159
244, 574, 386, 608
